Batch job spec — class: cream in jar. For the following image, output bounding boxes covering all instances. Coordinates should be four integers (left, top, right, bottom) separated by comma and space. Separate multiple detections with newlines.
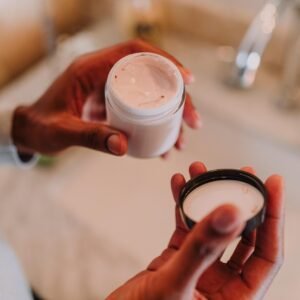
105, 52, 185, 158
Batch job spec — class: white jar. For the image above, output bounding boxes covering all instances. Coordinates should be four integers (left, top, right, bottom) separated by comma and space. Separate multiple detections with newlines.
105, 52, 185, 158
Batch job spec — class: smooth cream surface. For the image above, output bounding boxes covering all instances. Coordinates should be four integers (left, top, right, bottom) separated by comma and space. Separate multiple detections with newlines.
183, 180, 264, 222
111, 55, 179, 109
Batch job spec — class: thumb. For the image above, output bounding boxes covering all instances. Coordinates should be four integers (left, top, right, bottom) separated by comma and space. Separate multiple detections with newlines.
59, 117, 128, 156
162, 205, 244, 295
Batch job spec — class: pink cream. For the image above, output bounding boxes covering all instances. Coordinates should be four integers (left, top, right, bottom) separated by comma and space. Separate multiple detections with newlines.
110, 54, 179, 110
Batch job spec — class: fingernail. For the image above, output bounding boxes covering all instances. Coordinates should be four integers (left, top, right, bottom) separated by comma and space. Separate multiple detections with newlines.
193, 111, 202, 129
107, 134, 122, 155
178, 136, 186, 150
179, 142, 186, 150
161, 151, 171, 160
181, 68, 195, 84
211, 208, 240, 234
186, 73, 195, 84
275, 175, 284, 186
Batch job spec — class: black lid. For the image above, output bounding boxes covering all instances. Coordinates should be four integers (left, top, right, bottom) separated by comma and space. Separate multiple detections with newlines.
179, 169, 267, 236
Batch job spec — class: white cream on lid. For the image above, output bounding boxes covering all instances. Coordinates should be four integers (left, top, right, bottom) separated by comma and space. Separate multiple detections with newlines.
110, 54, 179, 110
183, 180, 264, 223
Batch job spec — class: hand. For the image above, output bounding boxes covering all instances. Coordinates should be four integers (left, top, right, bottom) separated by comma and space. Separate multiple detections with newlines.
12, 40, 200, 157
107, 162, 284, 300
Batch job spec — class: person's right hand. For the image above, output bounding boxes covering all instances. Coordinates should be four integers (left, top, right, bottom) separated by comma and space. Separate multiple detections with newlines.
107, 162, 284, 300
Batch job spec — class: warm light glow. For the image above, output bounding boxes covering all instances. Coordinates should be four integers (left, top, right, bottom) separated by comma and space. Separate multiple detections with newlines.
247, 52, 261, 70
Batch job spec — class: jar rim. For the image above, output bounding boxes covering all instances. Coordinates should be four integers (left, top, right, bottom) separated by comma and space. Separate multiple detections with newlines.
179, 169, 267, 236
105, 52, 185, 122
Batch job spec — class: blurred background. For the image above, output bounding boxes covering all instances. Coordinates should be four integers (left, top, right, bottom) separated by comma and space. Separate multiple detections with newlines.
0, 0, 300, 299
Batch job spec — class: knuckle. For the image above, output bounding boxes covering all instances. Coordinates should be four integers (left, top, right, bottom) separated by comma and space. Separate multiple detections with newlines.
68, 55, 87, 76
12, 106, 32, 145
227, 259, 243, 272
261, 250, 284, 273
82, 128, 102, 150
67, 56, 93, 96
14, 106, 31, 126
129, 38, 147, 51
191, 237, 214, 258
40, 124, 64, 153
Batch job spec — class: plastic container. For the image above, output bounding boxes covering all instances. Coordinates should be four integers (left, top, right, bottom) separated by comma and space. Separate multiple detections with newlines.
179, 169, 267, 236
105, 52, 185, 158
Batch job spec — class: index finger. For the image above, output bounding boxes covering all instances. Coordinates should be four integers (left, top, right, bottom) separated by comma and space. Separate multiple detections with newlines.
70, 39, 194, 94
171, 161, 207, 204
169, 162, 208, 248
130, 39, 195, 84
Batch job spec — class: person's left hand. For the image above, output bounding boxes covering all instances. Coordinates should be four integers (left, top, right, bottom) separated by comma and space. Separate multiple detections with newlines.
12, 40, 200, 157
106, 162, 284, 300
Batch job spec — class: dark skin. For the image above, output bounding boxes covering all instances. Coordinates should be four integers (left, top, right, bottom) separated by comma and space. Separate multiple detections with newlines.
107, 162, 284, 300
11, 39, 200, 157
9, 40, 284, 298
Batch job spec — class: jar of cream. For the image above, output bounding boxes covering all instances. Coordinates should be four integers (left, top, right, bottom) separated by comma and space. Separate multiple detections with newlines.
179, 169, 267, 236
105, 52, 185, 158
